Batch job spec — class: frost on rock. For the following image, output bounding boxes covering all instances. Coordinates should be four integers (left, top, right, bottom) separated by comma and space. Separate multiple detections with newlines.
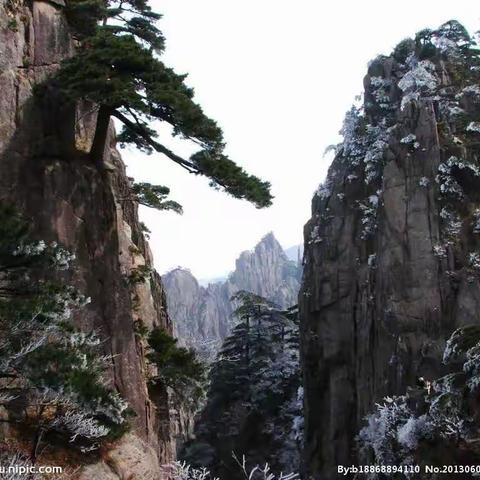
308, 225, 322, 245
447, 106, 465, 117
469, 252, 480, 271
466, 121, 480, 133
358, 194, 380, 240
400, 134, 417, 144
339, 106, 365, 159
439, 207, 462, 238
436, 156, 480, 200
370, 76, 392, 109
400, 133, 420, 150
432, 35, 458, 53
462, 84, 480, 96
433, 244, 447, 259
472, 209, 480, 234
419, 177, 430, 187
363, 124, 390, 184
398, 60, 437, 91
346, 174, 358, 183
398, 60, 438, 110
335, 100, 391, 185
315, 179, 332, 200
439, 100, 469, 127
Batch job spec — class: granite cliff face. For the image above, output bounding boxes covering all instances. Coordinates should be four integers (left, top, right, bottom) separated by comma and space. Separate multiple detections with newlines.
0, 0, 175, 477
163, 233, 301, 350
300, 24, 480, 479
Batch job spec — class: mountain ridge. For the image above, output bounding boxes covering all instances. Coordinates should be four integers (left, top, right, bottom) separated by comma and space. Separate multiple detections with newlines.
163, 232, 301, 350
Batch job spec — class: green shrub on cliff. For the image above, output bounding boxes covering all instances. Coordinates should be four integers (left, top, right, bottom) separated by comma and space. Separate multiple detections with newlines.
127, 182, 183, 214
146, 327, 206, 408
55, 0, 272, 209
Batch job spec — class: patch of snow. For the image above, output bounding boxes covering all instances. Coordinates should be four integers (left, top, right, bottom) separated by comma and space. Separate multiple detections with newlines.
469, 252, 480, 270
346, 174, 358, 183
400, 134, 417, 144
467, 122, 480, 133
316, 180, 332, 200
433, 244, 447, 259
308, 226, 322, 245
462, 85, 480, 96
419, 177, 430, 187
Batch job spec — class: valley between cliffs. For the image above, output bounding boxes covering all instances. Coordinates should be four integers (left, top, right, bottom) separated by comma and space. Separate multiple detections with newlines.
2, 2, 480, 479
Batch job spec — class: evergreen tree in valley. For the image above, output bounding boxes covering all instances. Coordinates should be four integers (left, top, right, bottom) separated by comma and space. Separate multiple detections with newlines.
181, 292, 303, 479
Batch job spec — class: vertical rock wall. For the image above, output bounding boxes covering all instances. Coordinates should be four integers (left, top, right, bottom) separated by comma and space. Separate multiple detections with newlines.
0, 0, 175, 476
300, 26, 480, 479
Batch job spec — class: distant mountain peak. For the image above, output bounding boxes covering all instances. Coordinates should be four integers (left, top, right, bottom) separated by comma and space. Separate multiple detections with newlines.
163, 233, 302, 349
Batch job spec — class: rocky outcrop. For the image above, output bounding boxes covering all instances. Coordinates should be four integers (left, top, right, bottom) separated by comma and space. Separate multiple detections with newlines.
163, 233, 301, 350
299, 23, 480, 479
0, 0, 174, 476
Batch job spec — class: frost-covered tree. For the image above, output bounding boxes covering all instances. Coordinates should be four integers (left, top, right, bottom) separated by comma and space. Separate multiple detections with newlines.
163, 457, 299, 480
359, 325, 480, 478
181, 292, 302, 479
51, 0, 273, 209
0, 204, 128, 459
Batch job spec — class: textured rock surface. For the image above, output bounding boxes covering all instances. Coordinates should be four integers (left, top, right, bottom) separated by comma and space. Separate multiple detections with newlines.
0, 0, 174, 476
163, 233, 301, 349
300, 27, 480, 479
78, 433, 165, 480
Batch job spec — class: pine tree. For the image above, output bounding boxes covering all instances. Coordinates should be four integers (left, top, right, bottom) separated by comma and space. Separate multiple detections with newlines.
123, 182, 183, 214
146, 327, 206, 409
182, 292, 302, 477
0, 204, 129, 459
53, 0, 273, 209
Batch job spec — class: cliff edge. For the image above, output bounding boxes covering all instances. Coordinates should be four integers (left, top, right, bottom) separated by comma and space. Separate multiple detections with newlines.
300, 22, 480, 479
0, 0, 175, 477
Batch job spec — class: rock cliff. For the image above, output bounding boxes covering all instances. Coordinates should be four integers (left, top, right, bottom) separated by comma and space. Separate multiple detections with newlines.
0, 0, 175, 477
163, 233, 301, 351
299, 22, 480, 479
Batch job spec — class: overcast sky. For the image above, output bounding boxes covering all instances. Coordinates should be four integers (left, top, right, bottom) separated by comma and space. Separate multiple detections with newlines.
122, 0, 479, 279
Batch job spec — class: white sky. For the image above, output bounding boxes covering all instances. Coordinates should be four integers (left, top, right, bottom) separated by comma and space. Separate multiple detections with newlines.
122, 0, 479, 279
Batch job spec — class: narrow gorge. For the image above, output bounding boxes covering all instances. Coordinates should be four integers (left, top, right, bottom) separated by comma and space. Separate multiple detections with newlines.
163, 232, 301, 353
1, 2, 480, 479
